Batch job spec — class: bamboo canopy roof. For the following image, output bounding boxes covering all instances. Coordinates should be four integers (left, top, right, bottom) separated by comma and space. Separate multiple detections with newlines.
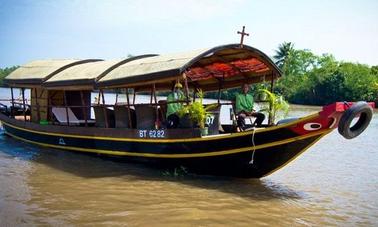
5, 44, 281, 91
42, 55, 157, 90
5, 59, 102, 88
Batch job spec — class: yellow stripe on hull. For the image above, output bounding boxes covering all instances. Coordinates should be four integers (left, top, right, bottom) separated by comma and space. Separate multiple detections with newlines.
4, 128, 332, 159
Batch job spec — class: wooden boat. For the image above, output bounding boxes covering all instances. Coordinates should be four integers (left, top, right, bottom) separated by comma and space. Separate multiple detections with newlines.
0, 44, 374, 178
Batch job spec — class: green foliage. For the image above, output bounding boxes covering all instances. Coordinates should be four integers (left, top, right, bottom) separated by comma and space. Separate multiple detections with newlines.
177, 89, 215, 128
258, 89, 289, 124
371, 66, 378, 76
274, 43, 378, 105
274, 41, 295, 69
0, 66, 19, 86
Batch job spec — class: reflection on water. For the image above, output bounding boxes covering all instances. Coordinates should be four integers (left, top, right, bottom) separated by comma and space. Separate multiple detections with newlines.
1, 106, 378, 226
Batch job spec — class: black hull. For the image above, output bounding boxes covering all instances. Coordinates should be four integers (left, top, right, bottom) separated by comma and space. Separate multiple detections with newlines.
0, 115, 330, 178
136, 135, 323, 178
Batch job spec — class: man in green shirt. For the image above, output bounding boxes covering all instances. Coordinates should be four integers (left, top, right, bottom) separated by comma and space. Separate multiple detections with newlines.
166, 82, 184, 128
235, 83, 265, 129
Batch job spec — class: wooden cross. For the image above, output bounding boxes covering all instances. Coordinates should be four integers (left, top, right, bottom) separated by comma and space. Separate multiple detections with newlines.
237, 26, 249, 48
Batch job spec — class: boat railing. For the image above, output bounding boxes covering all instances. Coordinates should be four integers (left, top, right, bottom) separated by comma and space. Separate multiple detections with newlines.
0, 98, 31, 121
2, 98, 237, 133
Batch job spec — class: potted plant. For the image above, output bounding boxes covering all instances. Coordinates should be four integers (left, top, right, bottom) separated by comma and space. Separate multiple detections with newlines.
252, 83, 268, 101
178, 89, 215, 136
258, 89, 290, 124
257, 91, 268, 101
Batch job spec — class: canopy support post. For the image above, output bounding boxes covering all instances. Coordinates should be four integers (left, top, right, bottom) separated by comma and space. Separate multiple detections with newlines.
21, 88, 27, 121
152, 84, 160, 129
34, 88, 41, 122
126, 88, 132, 128
48, 91, 54, 123
133, 89, 136, 105
217, 87, 221, 104
217, 75, 224, 105
80, 91, 88, 127
270, 74, 275, 92
97, 90, 101, 105
100, 89, 109, 128
192, 81, 199, 102
268, 73, 275, 125
183, 73, 190, 104
149, 87, 152, 104
10, 87, 15, 118
63, 90, 70, 126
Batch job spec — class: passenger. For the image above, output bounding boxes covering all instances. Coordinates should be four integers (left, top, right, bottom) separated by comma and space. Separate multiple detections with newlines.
235, 83, 265, 129
166, 82, 184, 128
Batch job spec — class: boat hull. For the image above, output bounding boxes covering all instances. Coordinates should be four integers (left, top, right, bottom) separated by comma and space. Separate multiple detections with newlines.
0, 112, 332, 178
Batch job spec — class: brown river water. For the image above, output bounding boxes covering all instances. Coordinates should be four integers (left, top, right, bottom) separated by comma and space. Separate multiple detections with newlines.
0, 98, 377, 226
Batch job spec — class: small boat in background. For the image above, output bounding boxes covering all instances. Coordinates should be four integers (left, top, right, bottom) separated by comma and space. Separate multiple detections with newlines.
0, 43, 374, 178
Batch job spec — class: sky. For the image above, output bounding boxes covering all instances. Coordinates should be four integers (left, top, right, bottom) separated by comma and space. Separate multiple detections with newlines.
0, 0, 377, 68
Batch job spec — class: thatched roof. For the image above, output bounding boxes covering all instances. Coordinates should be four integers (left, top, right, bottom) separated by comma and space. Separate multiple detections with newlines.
5, 59, 102, 87
5, 44, 281, 91
43, 55, 157, 90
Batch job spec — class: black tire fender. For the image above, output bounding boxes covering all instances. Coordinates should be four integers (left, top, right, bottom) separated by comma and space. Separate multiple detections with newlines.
338, 101, 373, 139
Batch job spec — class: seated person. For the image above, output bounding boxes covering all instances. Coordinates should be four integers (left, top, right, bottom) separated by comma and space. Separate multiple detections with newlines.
166, 82, 184, 128
235, 83, 265, 129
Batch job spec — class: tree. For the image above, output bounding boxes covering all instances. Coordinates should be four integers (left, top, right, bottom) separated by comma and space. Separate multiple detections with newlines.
274, 42, 377, 105
274, 49, 318, 101
0, 66, 19, 86
371, 65, 378, 76
273, 42, 295, 69
339, 63, 377, 101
